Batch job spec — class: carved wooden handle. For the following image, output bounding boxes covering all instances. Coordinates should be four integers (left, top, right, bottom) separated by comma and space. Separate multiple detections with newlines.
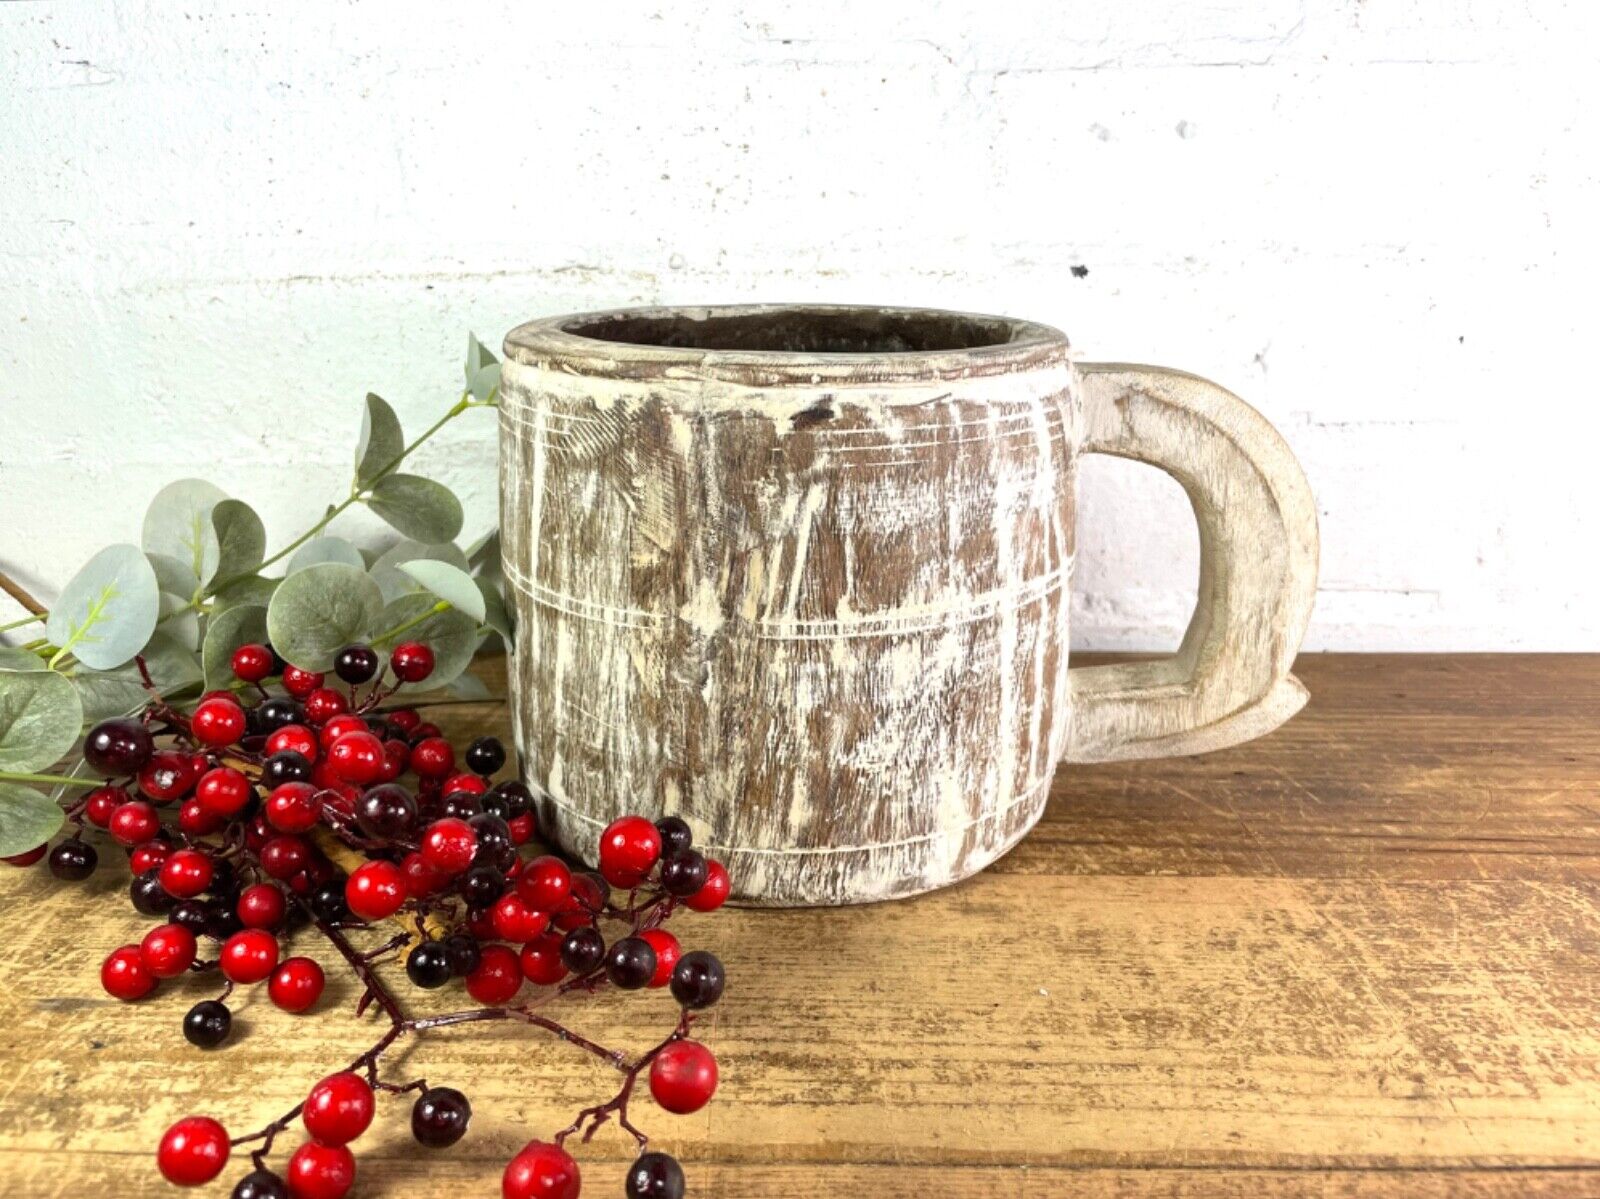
1064, 363, 1319, 763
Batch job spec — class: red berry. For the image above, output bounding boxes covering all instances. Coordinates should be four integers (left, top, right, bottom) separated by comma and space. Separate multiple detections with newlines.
303, 687, 349, 726
139, 922, 198, 979
261, 835, 310, 880
159, 849, 214, 898
326, 730, 385, 785
518, 932, 569, 986
345, 860, 407, 921
84, 785, 123, 828
401, 850, 448, 898
420, 817, 477, 875
412, 721, 443, 741
441, 772, 487, 796
238, 882, 287, 929
219, 929, 279, 984
502, 1140, 580, 1199
109, 800, 160, 847
492, 893, 549, 942
638, 928, 681, 989
465, 943, 523, 1004
684, 858, 730, 912
649, 1039, 718, 1114
388, 708, 421, 734
269, 956, 326, 1013
286, 1139, 356, 1199
101, 944, 156, 1000
190, 697, 246, 747
195, 766, 253, 818
554, 872, 608, 931
515, 856, 572, 911
265, 782, 322, 834
129, 837, 173, 873
598, 816, 662, 888
467, 904, 498, 940
157, 1115, 230, 1186
138, 751, 197, 804
2, 844, 47, 867
507, 812, 536, 845
379, 738, 409, 781
302, 1071, 375, 1145
390, 641, 435, 684
177, 797, 222, 836
232, 642, 275, 682
282, 666, 324, 698
410, 736, 455, 779
310, 713, 361, 749
266, 723, 320, 762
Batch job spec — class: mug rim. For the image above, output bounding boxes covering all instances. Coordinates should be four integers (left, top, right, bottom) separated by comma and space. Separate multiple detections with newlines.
503, 303, 1069, 387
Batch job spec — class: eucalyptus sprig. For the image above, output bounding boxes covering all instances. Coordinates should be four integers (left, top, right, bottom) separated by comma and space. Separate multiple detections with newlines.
0, 334, 512, 855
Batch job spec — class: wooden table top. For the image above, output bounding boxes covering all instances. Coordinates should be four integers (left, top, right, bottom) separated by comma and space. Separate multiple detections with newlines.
1, 654, 1596, 1197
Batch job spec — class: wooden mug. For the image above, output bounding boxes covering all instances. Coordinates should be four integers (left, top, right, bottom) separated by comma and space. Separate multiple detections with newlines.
498, 305, 1317, 905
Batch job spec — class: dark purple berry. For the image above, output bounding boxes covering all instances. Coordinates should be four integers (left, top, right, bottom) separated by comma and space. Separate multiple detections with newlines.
605, 936, 656, 990
625, 1151, 685, 1199
658, 850, 707, 898
464, 736, 505, 777
406, 941, 453, 989
670, 950, 725, 1010
84, 717, 154, 776
48, 840, 97, 881
333, 643, 379, 685
183, 999, 232, 1048
411, 1086, 472, 1148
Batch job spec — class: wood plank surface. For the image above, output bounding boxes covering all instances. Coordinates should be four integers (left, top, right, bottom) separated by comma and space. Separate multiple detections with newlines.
1, 654, 1597, 1196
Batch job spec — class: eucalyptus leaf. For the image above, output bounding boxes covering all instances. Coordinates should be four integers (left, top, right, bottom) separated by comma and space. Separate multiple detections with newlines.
476, 577, 514, 643
465, 332, 498, 382
468, 362, 501, 403
365, 474, 464, 543
266, 563, 384, 672
211, 574, 279, 615
0, 669, 83, 772
370, 540, 470, 604
466, 529, 500, 573
147, 552, 197, 600
142, 479, 228, 587
0, 647, 47, 672
70, 633, 202, 723
0, 783, 65, 858
210, 499, 266, 586
371, 594, 477, 689
355, 393, 405, 487
44, 544, 161, 671
202, 604, 268, 692
446, 672, 492, 701
397, 560, 486, 623
288, 536, 366, 574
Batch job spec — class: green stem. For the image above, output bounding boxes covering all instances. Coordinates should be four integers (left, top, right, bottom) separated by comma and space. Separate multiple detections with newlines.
201, 391, 487, 601
372, 600, 451, 646
0, 613, 44, 634
0, 771, 101, 791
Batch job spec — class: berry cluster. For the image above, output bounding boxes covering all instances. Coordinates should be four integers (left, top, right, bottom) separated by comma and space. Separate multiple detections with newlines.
9, 639, 729, 1199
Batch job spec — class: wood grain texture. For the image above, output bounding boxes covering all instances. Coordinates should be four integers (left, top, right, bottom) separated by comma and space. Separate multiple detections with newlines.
0, 654, 1596, 1197
497, 305, 1317, 905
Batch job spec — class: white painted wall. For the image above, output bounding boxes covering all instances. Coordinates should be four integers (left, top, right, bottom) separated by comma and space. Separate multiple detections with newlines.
2, 1, 1595, 650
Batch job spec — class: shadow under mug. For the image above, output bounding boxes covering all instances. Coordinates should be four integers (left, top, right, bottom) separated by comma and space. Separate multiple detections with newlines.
497, 304, 1317, 906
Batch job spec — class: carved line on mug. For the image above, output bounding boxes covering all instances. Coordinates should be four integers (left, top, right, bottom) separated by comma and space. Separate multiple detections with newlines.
537, 769, 1056, 859
500, 557, 1074, 641
498, 392, 1069, 453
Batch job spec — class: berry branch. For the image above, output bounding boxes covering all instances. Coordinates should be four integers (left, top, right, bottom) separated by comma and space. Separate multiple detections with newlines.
10, 635, 726, 1199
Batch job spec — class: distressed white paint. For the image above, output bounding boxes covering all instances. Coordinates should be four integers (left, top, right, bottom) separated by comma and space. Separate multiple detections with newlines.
2, 1, 1598, 650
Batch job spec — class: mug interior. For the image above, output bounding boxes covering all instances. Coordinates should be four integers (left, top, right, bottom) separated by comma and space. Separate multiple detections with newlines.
561, 308, 1025, 355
